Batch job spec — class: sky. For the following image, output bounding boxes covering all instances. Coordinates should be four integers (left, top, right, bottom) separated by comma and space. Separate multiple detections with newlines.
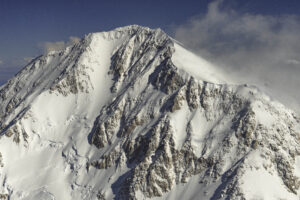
0, 0, 300, 111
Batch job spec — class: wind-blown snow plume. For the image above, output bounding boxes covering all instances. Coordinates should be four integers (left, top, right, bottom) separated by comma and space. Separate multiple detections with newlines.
174, 0, 300, 113
40, 36, 81, 54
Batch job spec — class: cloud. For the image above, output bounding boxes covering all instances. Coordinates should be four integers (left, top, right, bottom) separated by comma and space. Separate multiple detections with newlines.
286, 59, 300, 65
174, 0, 300, 113
23, 57, 35, 63
0, 37, 81, 86
0, 57, 32, 85
39, 36, 81, 54
0, 64, 22, 85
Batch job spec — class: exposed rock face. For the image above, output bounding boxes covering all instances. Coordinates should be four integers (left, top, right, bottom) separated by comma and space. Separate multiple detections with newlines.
89, 72, 300, 199
87, 27, 300, 199
0, 25, 300, 200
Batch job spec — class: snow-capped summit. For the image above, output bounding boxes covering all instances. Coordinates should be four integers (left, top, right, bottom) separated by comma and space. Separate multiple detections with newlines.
0, 25, 300, 200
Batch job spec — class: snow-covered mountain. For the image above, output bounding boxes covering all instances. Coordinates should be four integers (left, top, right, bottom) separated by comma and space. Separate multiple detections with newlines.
0, 25, 300, 200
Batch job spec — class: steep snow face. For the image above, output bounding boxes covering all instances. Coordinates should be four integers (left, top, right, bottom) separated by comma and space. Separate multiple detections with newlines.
0, 25, 137, 199
0, 25, 300, 200
172, 42, 229, 84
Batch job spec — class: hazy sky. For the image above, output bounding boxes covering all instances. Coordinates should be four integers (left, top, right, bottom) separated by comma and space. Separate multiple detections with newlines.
175, 0, 300, 113
0, 0, 300, 111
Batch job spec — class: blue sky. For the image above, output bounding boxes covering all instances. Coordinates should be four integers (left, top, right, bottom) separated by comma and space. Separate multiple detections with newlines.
0, 0, 211, 84
0, 0, 209, 65
0, 0, 299, 61
0, 0, 300, 95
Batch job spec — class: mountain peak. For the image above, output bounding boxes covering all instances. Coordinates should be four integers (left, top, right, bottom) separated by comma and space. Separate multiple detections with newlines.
0, 26, 300, 199
112, 24, 158, 33
84, 25, 166, 45
96, 24, 163, 36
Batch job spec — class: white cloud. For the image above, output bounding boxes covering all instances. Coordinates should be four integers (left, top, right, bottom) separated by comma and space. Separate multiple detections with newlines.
174, 0, 300, 113
69, 36, 81, 44
23, 57, 35, 63
0, 37, 81, 85
286, 59, 300, 65
40, 36, 81, 54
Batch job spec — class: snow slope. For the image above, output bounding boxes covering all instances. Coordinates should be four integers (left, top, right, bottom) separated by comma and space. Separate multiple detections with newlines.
0, 25, 300, 200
